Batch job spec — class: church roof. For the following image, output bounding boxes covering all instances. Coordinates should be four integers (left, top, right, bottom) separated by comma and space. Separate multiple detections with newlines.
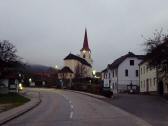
109, 52, 144, 69
64, 53, 92, 67
59, 66, 73, 73
80, 29, 91, 51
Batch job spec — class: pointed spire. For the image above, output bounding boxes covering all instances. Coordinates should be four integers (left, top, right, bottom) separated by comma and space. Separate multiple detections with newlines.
80, 29, 91, 51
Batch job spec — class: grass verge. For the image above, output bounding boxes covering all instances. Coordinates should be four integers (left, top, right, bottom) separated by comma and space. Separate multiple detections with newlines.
0, 93, 30, 111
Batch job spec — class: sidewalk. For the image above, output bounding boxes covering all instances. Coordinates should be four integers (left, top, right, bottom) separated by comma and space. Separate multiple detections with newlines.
0, 91, 41, 125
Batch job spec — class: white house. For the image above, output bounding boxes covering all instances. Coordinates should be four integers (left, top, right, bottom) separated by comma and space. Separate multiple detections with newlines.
102, 52, 144, 94
139, 60, 157, 94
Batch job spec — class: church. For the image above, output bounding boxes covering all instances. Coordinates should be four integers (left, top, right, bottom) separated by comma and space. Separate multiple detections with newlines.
58, 29, 93, 80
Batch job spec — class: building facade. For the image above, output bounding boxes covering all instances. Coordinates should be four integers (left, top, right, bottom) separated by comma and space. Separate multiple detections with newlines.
102, 52, 144, 94
139, 61, 157, 94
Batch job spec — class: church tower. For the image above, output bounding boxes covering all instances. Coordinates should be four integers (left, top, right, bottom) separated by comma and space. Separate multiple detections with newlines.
80, 29, 93, 65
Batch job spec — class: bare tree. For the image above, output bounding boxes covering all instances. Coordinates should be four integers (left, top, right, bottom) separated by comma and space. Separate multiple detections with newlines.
75, 63, 87, 78
0, 40, 20, 78
0, 40, 18, 63
144, 30, 168, 83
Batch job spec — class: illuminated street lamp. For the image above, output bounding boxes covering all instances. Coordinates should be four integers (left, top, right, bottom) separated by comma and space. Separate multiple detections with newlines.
55, 65, 58, 69
29, 78, 32, 83
92, 70, 96, 77
19, 73, 21, 77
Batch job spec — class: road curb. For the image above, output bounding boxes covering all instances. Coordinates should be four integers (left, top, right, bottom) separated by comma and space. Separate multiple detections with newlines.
0, 93, 41, 125
65, 89, 107, 100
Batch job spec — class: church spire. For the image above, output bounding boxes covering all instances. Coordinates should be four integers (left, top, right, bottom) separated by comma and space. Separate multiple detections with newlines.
80, 29, 91, 51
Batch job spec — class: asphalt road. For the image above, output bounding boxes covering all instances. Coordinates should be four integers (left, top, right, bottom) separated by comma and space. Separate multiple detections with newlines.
4, 88, 151, 126
108, 94, 168, 126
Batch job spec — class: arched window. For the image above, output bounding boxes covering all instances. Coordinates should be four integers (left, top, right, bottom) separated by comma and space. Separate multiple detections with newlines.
83, 54, 86, 58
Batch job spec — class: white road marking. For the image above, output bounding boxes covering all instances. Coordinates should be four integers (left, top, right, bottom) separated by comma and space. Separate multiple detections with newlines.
63, 95, 69, 100
70, 111, 74, 119
70, 104, 74, 109
69, 100, 72, 104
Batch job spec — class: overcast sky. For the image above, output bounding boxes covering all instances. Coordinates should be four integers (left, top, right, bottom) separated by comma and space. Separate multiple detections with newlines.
0, 0, 168, 71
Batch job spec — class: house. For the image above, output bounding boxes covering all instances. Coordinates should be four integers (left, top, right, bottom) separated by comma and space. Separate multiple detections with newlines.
101, 68, 107, 81
58, 66, 74, 80
139, 40, 168, 96
139, 60, 168, 95
0, 73, 19, 94
139, 60, 157, 94
0, 61, 23, 94
58, 29, 93, 80
102, 52, 144, 94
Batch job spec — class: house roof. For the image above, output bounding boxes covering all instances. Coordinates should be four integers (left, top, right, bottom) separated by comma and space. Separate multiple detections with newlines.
109, 52, 144, 69
101, 68, 107, 73
64, 53, 92, 67
59, 66, 73, 73
80, 29, 91, 51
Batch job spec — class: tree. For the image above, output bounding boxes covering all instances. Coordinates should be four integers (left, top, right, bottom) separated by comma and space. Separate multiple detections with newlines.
0, 40, 20, 78
0, 40, 18, 63
144, 30, 168, 83
74, 63, 87, 78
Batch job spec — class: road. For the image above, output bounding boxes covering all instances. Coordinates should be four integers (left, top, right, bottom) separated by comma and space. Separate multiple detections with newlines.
107, 94, 168, 126
4, 88, 151, 126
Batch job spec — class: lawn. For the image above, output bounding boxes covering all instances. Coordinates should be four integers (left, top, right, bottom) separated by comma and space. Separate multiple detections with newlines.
0, 93, 30, 111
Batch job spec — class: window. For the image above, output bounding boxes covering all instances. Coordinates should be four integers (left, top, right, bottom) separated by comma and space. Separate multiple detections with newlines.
153, 78, 156, 86
136, 70, 139, 77
83, 54, 86, 58
146, 67, 148, 73
143, 66, 145, 74
150, 78, 152, 87
109, 73, 111, 78
112, 71, 114, 77
130, 60, 134, 66
125, 69, 128, 77
109, 80, 111, 84
141, 68, 142, 75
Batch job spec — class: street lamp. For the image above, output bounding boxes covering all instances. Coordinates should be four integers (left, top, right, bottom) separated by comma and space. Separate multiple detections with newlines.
92, 70, 96, 77
19, 73, 21, 77
29, 78, 32, 83
55, 65, 58, 69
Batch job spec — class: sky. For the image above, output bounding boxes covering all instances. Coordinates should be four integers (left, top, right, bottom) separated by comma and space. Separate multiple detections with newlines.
0, 0, 168, 71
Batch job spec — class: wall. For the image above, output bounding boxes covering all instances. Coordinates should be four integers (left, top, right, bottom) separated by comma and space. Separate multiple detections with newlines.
139, 62, 157, 93
118, 57, 142, 91
64, 59, 92, 78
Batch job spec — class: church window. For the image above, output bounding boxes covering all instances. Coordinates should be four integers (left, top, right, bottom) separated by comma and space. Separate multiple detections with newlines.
83, 54, 86, 58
